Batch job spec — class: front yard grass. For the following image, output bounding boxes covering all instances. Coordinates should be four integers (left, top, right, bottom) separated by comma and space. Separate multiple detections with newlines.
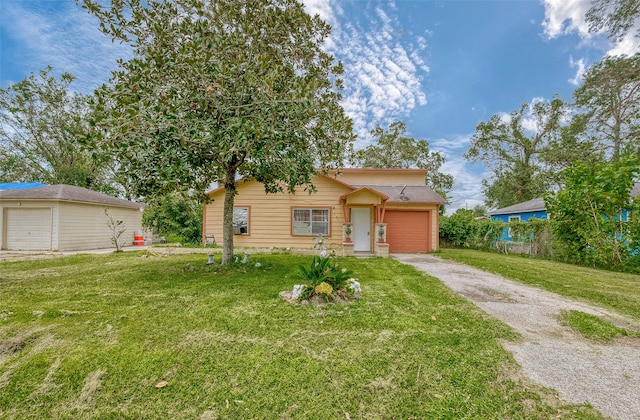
559, 310, 640, 343
437, 249, 640, 324
0, 253, 601, 418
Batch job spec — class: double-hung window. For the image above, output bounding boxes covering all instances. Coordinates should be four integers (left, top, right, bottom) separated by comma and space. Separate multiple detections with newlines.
292, 208, 330, 236
233, 207, 249, 235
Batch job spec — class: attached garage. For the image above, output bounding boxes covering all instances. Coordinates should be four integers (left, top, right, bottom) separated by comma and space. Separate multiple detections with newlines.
0, 184, 144, 251
385, 210, 431, 253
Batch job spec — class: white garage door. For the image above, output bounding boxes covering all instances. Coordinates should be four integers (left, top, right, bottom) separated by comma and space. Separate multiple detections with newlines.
6, 208, 52, 250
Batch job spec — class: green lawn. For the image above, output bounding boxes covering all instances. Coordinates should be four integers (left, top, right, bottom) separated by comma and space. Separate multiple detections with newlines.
0, 252, 600, 418
437, 249, 640, 324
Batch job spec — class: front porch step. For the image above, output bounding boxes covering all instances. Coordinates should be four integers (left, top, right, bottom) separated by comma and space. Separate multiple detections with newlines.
353, 252, 374, 258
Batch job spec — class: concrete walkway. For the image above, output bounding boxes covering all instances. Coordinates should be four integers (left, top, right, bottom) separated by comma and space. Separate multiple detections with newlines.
393, 253, 640, 420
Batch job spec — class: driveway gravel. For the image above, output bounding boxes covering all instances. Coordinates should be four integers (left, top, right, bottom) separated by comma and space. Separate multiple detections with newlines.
393, 253, 640, 420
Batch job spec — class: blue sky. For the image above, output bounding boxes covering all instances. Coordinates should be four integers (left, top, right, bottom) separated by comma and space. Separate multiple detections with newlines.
1, 0, 638, 212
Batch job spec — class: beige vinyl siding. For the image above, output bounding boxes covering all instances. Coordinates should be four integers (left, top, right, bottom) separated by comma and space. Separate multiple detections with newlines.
205, 177, 351, 250
345, 189, 384, 205
332, 169, 427, 185
57, 202, 143, 251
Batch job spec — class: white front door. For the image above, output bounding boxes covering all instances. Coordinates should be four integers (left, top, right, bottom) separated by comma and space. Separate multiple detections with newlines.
351, 207, 371, 252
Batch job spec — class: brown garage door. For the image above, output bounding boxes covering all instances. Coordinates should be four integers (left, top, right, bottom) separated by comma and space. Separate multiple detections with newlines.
385, 210, 430, 253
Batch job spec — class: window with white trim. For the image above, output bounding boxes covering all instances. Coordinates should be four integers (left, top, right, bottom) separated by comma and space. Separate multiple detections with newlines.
233, 207, 249, 235
292, 208, 330, 236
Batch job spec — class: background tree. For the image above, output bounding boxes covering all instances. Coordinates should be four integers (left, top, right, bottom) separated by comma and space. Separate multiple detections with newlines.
352, 121, 453, 196
545, 156, 640, 268
465, 97, 566, 209
142, 194, 203, 245
587, 0, 640, 41
0, 67, 115, 192
541, 113, 603, 171
83, 0, 354, 263
572, 54, 640, 161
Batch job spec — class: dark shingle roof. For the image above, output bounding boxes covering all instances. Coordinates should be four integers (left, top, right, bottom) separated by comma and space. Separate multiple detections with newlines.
489, 198, 546, 216
490, 181, 640, 216
353, 184, 447, 204
0, 184, 142, 210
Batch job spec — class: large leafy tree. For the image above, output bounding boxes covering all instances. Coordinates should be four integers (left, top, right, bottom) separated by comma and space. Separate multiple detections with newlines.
573, 54, 640, 161
352, 121, 453, 196
0, 67, 115, 192
545, 156, 640, 268
465, 98, 566, 209
587, 0, 640, 41
82, 0, 354, 263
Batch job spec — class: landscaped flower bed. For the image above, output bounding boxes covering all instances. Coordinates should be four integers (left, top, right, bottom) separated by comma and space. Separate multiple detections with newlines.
281, 234, 361, 305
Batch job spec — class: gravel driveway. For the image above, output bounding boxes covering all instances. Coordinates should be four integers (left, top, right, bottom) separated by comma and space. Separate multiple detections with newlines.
393, 253, 640, 420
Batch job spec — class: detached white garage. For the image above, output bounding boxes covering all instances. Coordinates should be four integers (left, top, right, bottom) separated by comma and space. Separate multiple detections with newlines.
0, 184, 144, 251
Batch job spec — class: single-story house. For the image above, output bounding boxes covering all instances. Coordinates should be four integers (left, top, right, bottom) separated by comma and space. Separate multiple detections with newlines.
0, 184, 144, 251
490, 183, 640, 242
489, 198, 547, 242
203, 168, 447, 256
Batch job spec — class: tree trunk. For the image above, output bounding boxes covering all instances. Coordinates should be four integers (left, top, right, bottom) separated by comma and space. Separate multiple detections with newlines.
222, 168, 237, 264
612, 116, 622, 161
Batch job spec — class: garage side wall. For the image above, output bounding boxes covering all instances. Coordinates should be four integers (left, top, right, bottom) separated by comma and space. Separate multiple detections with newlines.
57, 202, 143, 251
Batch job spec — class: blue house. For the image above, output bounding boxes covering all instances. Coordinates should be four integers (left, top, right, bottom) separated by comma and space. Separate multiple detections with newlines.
489, 198, 547, 242
490, 183, 640, 242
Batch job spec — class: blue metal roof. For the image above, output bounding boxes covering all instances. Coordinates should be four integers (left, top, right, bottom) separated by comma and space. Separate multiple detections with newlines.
0, 182, 47, 191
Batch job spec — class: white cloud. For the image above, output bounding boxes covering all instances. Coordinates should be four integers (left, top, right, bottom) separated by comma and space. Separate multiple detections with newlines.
607, 33, 640, 56
498, 112, 512, 125
1, 2, 131, 93
521, 116, 539, 133
568, 56, 586, 85
542, 0, 592, 39
322, 1, 429, 144
430, 133, 472, 156
542, 0, 640, 56
302, 0, 334, 24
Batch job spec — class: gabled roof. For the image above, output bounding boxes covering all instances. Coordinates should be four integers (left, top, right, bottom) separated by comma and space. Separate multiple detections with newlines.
340, 186, 389, 201
0, 184, 143, 210
0, 182, 46, 191
352, 185, 447, 204
489, 198, 546, 216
